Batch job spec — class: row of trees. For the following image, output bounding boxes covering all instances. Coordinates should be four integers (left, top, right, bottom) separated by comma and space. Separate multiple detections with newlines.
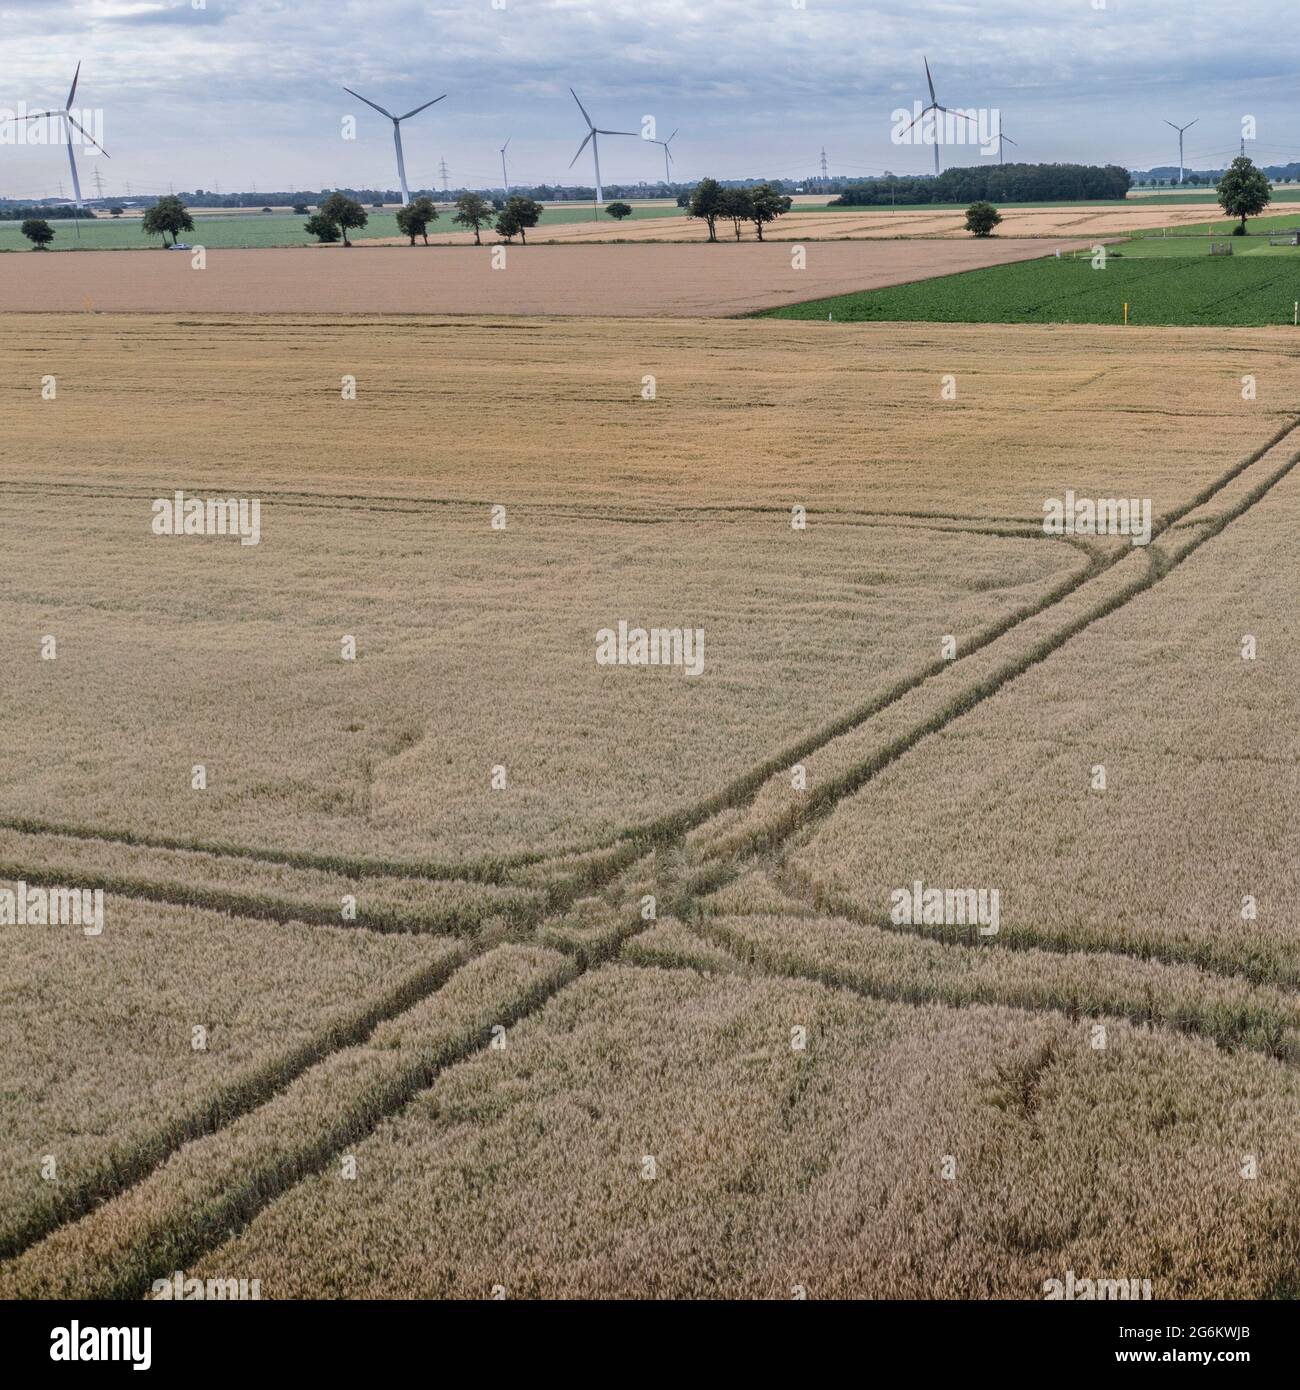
683, 180, 793, 241
833, 163, 1133, 205
301, 191, 547, 246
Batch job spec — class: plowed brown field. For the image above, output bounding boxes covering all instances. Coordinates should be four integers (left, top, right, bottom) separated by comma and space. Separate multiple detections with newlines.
0, 237, 1100, 316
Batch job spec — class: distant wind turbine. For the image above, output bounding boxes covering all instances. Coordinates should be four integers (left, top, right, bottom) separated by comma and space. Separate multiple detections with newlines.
500, 137, 511, 195
568, 88, 638, 204
343, 85, 446, 205
995, 127, 1017, 165
900, 57, 974, 177
5, 62, 108, 211
1163, 118, 1198, 185
651, 128, 679, 182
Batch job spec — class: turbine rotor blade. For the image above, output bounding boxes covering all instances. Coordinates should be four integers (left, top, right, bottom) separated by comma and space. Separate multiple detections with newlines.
65, 114, 109, 156
665, 128, 678, 145
344, 86, 395, 119
935, 105, 976, 123
399, 94, 445, 121
570, 87, 594, 130
1185, 118, 1198, 131
67, 61, 81, 110
596, 128, 639, 136
1002, 134, 1018, 145
924, 56, 936, 103
501, 136, 511, 152
568, 130, 593, 167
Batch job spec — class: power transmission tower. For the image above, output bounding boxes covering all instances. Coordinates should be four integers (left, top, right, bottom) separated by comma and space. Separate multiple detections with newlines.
820, 147, 829, 190
92, 167, 106, 201
438, 158, 450, 193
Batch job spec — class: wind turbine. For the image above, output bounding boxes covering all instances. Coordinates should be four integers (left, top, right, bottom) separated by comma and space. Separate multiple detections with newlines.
500, 136, 511, 195
7, 62, 109, 211
995, 127, 1017, 165
900, 57, 974, 177
1163, 118, 1198, 185
651, 128, 679, 183
343, 85, 446, 205
568, 87, 637, 205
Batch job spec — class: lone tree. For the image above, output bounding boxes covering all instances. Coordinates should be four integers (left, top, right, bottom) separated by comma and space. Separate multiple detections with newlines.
453, 192, 494, 245
495, 195, 543, 244
719, 187, 753, 240
141, 195, 194, 246
318, 192, 368, 247
293, 203, 310, 215
964, 201, 1002, 237
686, 178, 726, 242
395, 195, 438, 245
1217, 155, 1272, 234
605, 200, 633, 221
747, 183, 792, 242
21, 219, 55, 250
304, 212, 341, 243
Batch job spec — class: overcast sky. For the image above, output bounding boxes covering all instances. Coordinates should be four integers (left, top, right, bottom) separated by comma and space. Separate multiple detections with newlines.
2, 0, 1298, 198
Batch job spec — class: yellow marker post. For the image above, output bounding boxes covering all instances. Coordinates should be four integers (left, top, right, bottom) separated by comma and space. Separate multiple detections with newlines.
1123, 302, 1129, 326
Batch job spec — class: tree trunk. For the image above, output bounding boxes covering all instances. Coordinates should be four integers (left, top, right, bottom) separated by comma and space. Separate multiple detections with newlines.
473, 227, 481, 246
755, 221, 764, 241
520, 226, 527, 244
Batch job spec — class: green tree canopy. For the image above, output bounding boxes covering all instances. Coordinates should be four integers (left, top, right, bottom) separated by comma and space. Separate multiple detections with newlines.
718, 187, 753, 240
495, 195, 543, 244
604, 201, 633, 220
686, 178, 726, 242
304, 212, 340, 243
453, 192, 494, 245
395, 196, 438, 245
1217, 155, 1272, 232
318, 192, 369, 247
747, 183, 792, 241
964, 201, 1003, 237
141, 195, 194, 246
20, 219, 55, 249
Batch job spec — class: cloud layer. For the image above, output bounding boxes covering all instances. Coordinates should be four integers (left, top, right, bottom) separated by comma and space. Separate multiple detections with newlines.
2, 0, 1296, 197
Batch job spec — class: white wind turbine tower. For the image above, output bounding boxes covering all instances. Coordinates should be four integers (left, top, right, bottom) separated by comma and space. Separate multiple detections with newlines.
652, 128, 679, 183
900, 57, 974, 176
343, 85, 446, 205
568, 87, 638, 204
1164, 118, 1198, 185
8, 62, 109, 211
995, 127, 1017, 164
500, 136, 511, 195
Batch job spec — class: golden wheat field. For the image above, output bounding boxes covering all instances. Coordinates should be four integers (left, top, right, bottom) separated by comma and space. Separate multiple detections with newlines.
5, 307, 1300, 1301
385, 198, 1238, 247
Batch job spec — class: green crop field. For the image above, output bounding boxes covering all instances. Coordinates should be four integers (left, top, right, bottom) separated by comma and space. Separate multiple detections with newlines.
0, 200, 688, 252
765, 248, 1300, 327
1127, 184, 1300, 203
